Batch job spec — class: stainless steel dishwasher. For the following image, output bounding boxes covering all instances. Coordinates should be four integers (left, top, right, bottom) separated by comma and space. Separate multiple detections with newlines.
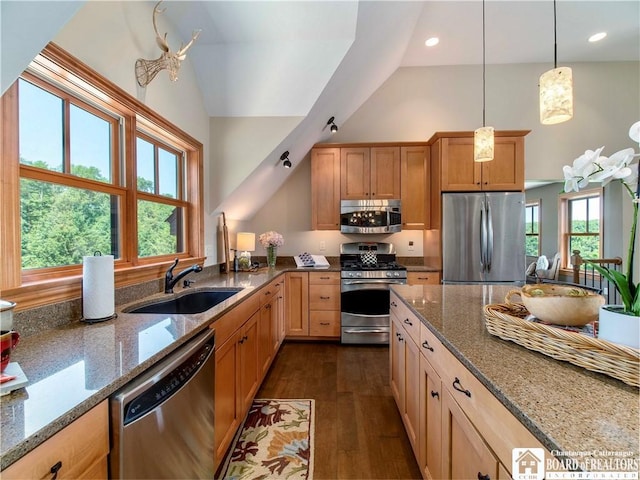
110, 328, 215, 479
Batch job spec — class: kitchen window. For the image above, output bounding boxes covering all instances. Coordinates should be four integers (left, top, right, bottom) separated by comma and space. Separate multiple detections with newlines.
559, 189, 603, 267
525, 201, 540, 257
0, 44, 203, 309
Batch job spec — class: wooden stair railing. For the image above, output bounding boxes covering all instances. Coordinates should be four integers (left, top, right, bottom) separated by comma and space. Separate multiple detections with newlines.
570, 250, 623, 305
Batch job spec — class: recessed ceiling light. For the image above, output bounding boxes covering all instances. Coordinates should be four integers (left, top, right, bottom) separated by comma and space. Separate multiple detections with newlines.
425, 37, 439, 47
588, 32, 607, 43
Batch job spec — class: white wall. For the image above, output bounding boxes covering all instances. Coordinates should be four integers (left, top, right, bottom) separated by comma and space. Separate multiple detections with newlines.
246, 61, 640, 264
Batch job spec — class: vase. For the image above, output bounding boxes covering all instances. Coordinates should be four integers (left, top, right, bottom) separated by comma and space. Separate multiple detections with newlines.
266, 246, 277, 268
598, 305, 640, 349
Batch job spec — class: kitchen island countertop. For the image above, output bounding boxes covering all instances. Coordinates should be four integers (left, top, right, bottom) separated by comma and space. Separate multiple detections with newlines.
391, 283, 639, 468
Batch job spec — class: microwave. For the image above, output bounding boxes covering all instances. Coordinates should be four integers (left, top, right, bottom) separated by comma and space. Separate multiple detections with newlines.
340, 199, 402, 234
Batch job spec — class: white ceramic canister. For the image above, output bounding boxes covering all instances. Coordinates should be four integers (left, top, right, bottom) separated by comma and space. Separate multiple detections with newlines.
0, 300, 16, 332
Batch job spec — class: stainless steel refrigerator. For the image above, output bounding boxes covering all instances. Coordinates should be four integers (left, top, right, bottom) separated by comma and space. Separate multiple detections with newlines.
442, 192, 525, 284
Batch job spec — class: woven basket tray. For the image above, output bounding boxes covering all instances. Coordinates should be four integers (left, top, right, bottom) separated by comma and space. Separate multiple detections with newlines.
484, 296, 640, 387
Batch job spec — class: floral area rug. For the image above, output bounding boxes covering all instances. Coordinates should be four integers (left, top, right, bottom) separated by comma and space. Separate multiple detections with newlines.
217, 399, 315, 480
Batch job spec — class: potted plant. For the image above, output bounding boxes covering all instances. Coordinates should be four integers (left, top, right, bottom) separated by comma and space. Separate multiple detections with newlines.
562, 120, 639, 348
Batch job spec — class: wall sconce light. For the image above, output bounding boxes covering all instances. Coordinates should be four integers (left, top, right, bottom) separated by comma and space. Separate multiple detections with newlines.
280, 151, 292, 168
327, 116, 339, 133
539, 0, 573, 125
474, 0, 494, 162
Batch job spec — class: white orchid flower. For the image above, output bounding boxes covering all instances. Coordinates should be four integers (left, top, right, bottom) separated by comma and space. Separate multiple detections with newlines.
629, 120, 640, 145
563, 165, 580, 192
590, 148, 635, 185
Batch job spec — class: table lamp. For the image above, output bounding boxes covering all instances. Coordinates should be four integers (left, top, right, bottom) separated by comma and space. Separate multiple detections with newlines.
236, 232, 255, 270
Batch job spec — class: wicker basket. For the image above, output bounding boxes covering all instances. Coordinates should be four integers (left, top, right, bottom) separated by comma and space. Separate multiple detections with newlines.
484, 295, 640, 387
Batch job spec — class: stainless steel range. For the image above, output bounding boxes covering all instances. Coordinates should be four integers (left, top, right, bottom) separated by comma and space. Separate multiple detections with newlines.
340, 242, 407, 344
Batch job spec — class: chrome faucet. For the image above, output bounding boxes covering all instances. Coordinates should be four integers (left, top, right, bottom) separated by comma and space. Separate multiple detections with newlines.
165, 258, 202, 293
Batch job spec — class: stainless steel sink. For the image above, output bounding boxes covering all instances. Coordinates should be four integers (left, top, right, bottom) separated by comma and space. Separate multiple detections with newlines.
126, 288, 244, 314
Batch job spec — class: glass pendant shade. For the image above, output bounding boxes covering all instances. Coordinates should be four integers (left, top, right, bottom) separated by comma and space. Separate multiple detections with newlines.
539, 66, 573, 125
474, 126, 494, 162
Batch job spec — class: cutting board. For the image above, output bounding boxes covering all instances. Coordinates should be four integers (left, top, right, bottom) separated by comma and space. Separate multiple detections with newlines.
222, 212, 230, 274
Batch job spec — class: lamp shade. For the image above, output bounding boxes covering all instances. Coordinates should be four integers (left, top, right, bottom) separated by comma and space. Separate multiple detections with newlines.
539, 66, 573, 125
236, 232, 255, 252
474, 126, 494, 162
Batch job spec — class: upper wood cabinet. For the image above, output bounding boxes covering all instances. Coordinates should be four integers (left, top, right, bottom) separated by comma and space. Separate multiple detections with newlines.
430, 131, 529, 192
341, 146, 401, 200
401, 145, 430, 230
311, 148, 341, 230
311, 143, 427, 231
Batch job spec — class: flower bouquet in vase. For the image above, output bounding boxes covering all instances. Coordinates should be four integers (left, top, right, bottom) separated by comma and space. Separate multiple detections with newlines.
259, 231, 284, 268
563, 121, 640, 348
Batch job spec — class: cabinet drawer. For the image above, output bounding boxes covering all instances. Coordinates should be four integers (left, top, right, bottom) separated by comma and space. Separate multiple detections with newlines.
211, 294, 260, 346
390, 294, 420, 345
309, 284, 340, 310
259, 278, 281, 306
419, 323, 443, 372
438, 343, 548, 471
309, 272, 340, 285
2, 401, 109, 479
407, 271, 440, 285
309, 311, 341, 337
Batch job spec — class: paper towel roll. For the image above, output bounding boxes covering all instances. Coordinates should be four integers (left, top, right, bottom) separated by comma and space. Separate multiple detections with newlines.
82, 254, 115, 321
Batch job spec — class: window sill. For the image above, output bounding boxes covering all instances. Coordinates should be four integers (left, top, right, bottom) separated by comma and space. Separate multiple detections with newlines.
2, 256, 206, 312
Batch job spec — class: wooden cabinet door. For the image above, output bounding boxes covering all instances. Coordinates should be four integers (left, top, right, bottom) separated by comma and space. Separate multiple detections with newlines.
370, 146, 400, 199
239, 312, 259, 415
403, 333, 421, 457
311, 148, 341, 230
481, 136, 524, 191
1, 401, 109, 480
275, 279, 286, 345
341, 147, 370, 199
401, 145, 429, 229
285, 272, 309, 336
390, 316, 403, 407
258, 299, 275, 378
419, 354, 442, 480
440, 137, 482, 191
442, 388, 499, 480
214, 331, 241, 464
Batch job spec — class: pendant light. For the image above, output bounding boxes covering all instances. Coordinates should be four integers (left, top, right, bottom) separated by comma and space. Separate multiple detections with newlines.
539, 0, 573, 125
474, 0, 494, 162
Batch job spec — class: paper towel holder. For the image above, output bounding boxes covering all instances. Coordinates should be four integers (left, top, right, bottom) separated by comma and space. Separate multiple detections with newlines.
81, 251, 118, 324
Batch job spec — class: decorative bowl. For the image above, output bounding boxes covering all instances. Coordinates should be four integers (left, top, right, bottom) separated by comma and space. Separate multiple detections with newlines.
513, 284, 605, 327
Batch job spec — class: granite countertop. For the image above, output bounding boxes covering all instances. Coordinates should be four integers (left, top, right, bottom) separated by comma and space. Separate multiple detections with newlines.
0, 268, 286, 471
391, 284, 639, 467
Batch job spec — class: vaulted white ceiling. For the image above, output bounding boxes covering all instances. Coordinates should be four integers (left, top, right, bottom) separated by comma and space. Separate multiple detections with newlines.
1, 1, 638, 220
165, 0, 639, 118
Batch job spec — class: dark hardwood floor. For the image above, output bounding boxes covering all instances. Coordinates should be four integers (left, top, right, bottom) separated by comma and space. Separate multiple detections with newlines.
257, 341, 422, 480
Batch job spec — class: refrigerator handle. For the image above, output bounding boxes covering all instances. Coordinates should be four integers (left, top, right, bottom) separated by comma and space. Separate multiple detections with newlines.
479, 202, 487, 272
486, 200, 493, 272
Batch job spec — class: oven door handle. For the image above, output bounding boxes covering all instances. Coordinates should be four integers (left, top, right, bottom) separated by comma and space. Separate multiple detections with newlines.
341, 279, 406, 285
343, 329, 389, 334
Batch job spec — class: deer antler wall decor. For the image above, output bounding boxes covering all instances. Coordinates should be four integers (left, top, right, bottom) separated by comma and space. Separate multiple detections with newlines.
135, 1, 201, 87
